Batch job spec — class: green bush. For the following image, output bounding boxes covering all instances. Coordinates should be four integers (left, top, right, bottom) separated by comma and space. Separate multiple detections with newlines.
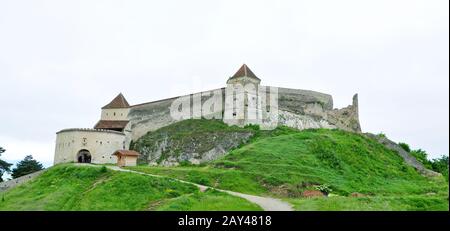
100, 166, 108, 173
431, 155, 449, 182
410, 149, 433, 169
399, 142, 411, 152
315, 184, 333, 195
244, 124, 260, 131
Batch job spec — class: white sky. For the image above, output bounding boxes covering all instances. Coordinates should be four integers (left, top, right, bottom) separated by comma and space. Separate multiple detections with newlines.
0, 0, 448, 168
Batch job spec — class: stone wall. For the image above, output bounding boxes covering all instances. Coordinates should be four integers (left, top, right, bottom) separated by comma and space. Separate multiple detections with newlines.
0, 170, 46, 192
326, 94, 361, 132
54, 128, 126, 165
126, 86, 361, 142
127, 88, 225, 141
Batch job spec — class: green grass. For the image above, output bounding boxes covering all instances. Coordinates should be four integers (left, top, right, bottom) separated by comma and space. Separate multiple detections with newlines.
287, 195, 449, 211
129, 121, 449, 211
156, 189, 263, 211
129, 165, 266, 195
131, 128, 448, 196
0, 164, 262, 211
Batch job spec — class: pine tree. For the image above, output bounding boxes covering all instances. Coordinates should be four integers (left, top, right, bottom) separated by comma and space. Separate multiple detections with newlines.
11, 155, 44, 179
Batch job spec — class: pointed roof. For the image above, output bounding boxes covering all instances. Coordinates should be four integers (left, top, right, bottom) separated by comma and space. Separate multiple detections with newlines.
102, 93, 130, 109
229, 64, 260, 80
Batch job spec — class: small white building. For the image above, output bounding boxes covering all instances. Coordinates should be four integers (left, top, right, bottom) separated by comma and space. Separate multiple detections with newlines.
53, 94, 131, 165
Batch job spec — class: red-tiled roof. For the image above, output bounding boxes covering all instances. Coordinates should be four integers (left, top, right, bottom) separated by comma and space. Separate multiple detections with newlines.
113, 150, 140, 156
94, 120, 129, 130
102, 93, 130, 109
230, 64, 260, 80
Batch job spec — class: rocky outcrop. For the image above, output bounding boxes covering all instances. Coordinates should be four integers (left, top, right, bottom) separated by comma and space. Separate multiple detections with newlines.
132, 120, 256, 166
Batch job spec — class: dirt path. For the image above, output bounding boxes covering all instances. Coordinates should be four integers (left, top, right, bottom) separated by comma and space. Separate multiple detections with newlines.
82, 164, 293, 211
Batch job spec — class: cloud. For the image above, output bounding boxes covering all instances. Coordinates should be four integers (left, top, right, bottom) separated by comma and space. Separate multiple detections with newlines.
0, 136, 54, 167
0, 0, 448, 161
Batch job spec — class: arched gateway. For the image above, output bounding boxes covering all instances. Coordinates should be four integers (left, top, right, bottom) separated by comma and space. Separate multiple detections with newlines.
77, 149, 92, 163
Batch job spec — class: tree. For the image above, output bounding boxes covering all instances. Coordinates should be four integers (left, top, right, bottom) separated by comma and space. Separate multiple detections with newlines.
398, 142, 411, 152
431, 155, 449, 182
0, 146, 12, 182
410, 149, 433, 169
11, 155, 44, 179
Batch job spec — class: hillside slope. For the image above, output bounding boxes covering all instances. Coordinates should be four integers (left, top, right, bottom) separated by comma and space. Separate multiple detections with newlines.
132, 119, 256, 166
129, 120, 449, 210
0, 165, 261, 211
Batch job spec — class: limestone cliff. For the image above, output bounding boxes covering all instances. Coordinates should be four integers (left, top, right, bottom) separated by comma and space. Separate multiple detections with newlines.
132, 119, 256, 166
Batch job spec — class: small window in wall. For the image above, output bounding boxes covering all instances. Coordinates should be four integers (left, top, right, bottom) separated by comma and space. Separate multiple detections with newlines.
100, 141, 102, 145
232, 112, 236, 116
106, 113, 108, 116
121, 113, 123, 116
114, 112, 116, 116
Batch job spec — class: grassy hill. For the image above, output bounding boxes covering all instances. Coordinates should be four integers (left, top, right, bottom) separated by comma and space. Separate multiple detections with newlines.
129, 120, 449, 211
1, 119, 447, 211
0, 165, 261, 211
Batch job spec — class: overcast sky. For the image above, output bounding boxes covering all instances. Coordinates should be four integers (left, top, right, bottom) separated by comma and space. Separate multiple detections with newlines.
0, 0, 448, 168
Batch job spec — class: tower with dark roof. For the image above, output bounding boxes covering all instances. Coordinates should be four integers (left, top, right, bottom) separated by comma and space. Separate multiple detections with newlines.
224, 64, 263, 127
94, 93, 130, 132
226, 64, 261, 85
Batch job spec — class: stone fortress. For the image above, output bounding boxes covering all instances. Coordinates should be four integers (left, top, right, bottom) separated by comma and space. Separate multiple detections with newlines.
54, 64, 361, 165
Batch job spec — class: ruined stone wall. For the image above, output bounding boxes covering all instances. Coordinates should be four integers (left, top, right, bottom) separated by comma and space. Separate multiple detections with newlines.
0, 170, 46, 192
326, 94, 361, 132
127, 88, 225, 141
126, 86, 361, 142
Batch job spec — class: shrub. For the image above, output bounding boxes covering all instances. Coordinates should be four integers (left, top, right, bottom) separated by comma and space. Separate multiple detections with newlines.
315, 184, 333, 195
410, 149, 433, 169
398, 142, 411, 152
100, 166, 107, 173
244, 124, 260, 131
431, 155, 449, 182
179, 161, 193, 167
165, 189, 181, 198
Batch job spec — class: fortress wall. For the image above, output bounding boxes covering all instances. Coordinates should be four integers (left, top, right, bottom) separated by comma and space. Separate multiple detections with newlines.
326, 94, 361, 132
54, 129, 125, 164
128, 88, 225, 141
126, 86, 361, 142
0, 169, 46, 192
277, 87, 333, 113
275, 88, 362, 132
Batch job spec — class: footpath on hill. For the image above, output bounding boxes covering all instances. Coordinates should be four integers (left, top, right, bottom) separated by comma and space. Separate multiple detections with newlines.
78, 164, 294, 211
